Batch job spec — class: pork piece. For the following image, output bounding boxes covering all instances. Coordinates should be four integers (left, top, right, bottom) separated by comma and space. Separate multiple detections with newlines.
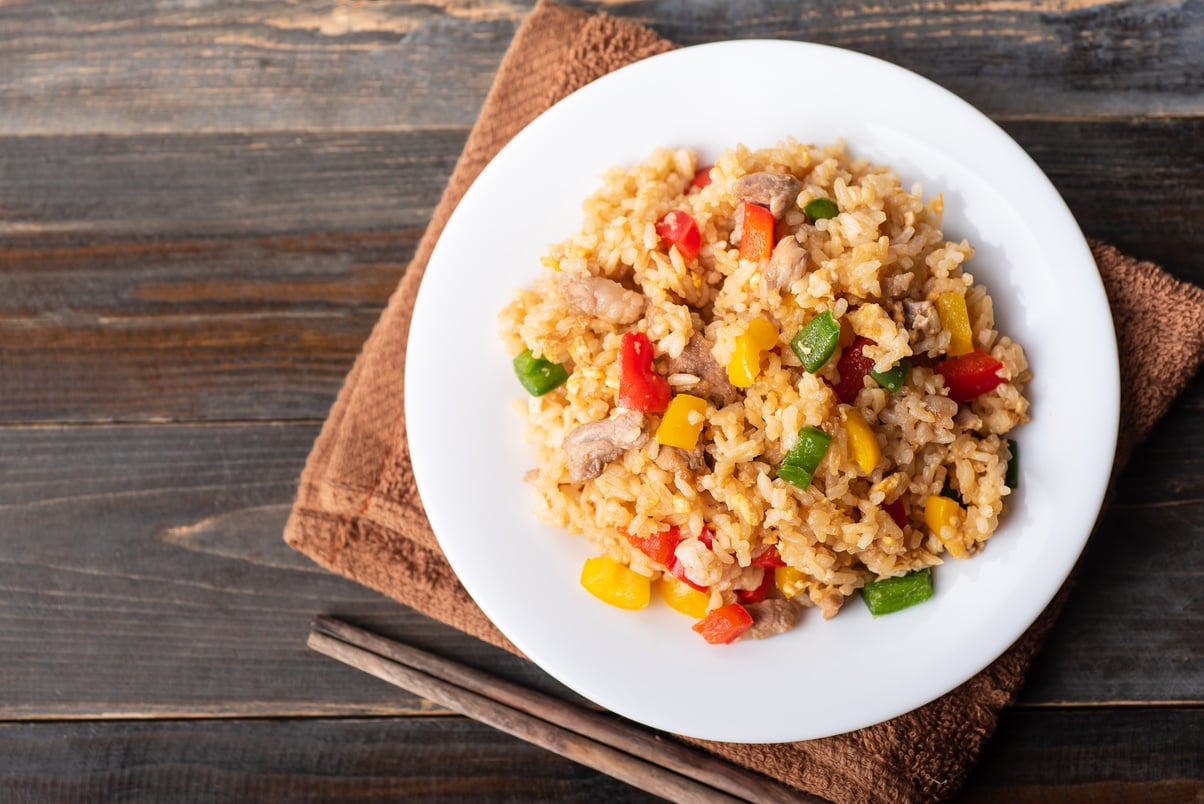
563, 410, 648, 483
653, 444, 707, 474
903, 298, 940, 338
733, 171, 802, 219
764, 235, 807, 292
659, 334, 739, 408
556, 274, 645, 325
740, 599, 804, 640
881, 271, 915, 298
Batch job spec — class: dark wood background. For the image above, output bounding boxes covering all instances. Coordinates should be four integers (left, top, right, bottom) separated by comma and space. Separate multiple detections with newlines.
2, 1, 1201, 800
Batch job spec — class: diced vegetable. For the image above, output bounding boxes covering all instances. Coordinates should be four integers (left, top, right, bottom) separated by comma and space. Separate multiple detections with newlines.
580, 555, 651, 610
624, 526, 680, 566
940, 479, 965, 506
803, 197, 839, 221
1005, 439, 1019, 488
925, 495, 967, 558
739, 202, 775, 262
692, 602, 754, 644
870, 359, 910, 393
657, 574, 710, 619
883, 499, 908, 529
936, 350, 1006, 402
668, 554, 708, 592
690, 165, 713, 191
936, 291, 974, 357
655, 393, 708, 450
618, 331, 671, 412
727, 317, 779, 388
774, 566, 807, 599
832, 336, 876, 404
790, 311, 841, 373
736, 570, 775, 604
842, 407, 881, 474
925, 494, 961, 535
861, 568, 933, 616
750, 545, 786, 568
512, 348, 569, 396
655, 209, 702, 261
777, 425, 832, 490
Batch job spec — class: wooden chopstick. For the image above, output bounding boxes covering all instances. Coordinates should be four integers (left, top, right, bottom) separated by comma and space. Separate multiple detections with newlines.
309, 616, 815, 804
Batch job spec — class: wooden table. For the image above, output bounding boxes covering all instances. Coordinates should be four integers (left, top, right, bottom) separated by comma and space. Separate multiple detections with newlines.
2, 2, 1200, 800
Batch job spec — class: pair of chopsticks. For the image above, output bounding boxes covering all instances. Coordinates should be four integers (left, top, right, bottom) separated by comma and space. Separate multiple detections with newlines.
308, 616, 817, 803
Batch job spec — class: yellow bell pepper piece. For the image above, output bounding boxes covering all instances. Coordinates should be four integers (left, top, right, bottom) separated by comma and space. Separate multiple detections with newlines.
727, 317, 779, 388
924, 495, 968, 558
655, 393, 707, 450
842, 407, 881, 474
774, 565, 807, 600
580, 555, 651, 610
657, 574, 710, 619
936, 291, 974, 357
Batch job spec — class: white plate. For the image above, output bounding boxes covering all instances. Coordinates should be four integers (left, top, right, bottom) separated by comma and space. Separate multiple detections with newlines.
406, 40, 1118, 743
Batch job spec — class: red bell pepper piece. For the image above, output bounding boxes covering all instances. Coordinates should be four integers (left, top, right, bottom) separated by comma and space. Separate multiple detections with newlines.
692, 603, 754, 644
937, 350, 1006, 402
883, 499, 908, 529
618, 332, 671, 412
749, 546, 786, 568
666, 528, 713, 592
736, 570, 775, 604
690, 165, 713, 191
655, 209, 701, 261
668, 555, 707, 592
624, 526, 680, 566
739, 202, 775, 262
832, 336, 877, 404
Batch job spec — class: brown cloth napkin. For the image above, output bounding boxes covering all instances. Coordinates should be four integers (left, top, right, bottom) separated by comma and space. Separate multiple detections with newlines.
285, 2, 1204, 801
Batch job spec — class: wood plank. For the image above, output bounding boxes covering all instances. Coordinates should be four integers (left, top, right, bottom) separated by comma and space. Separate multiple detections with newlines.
1002, 117, 1204, 279
962, 707, 1204, 803
1018, 382, 1204, 705
0, 421, 1199, 717
0, 129, 463, 422
0, 1, 1199, 136
0, 422, 589, 719
0, 118, 1200, 423
0, 717, 661, 803
0, 130, 463, 241
0, 708, 1197, 803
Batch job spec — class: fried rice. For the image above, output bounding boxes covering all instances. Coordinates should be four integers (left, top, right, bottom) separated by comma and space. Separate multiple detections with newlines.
499, 139, 1030, 642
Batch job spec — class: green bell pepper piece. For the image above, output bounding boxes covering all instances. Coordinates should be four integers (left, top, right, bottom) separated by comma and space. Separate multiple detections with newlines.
870, 359, 911, 393
790, 311, 841, 373
1005, 439, 1019, 488
512, 348, 569, 396
803, 197, 839, 221
778, 426, 832, 490
861, 568, 934, 616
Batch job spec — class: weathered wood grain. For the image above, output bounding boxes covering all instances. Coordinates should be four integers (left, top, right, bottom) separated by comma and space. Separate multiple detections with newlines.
0, 708, 1197, 803
0, 717, 661, 803
1, 0, 1201, 797
0, 422, 594, 718
962, 706, 1203, 802
0, 0, 1199, 137
0, 421, 1199, 717
0, 130, 462, 241
1002, 117, 1204, 277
